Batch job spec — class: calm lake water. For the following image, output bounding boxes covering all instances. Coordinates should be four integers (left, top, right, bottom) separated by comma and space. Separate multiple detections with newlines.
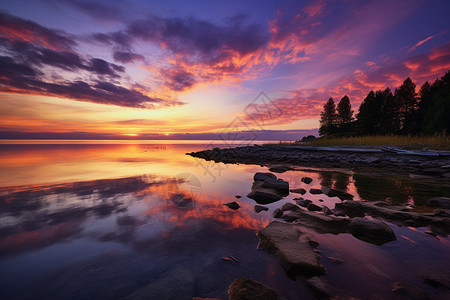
0, 141, 449, 299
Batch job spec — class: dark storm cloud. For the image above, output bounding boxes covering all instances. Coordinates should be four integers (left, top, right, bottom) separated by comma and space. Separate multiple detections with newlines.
160, 68, 197, 91
0, 11, 76, 50
113, 50, 145, 63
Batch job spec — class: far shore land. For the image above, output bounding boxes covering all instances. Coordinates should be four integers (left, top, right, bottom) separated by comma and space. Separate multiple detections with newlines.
187, 143, 450, 179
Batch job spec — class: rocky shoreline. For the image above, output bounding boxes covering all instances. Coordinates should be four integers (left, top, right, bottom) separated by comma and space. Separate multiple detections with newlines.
187, 144, 450, 299
187, 145, 450, 179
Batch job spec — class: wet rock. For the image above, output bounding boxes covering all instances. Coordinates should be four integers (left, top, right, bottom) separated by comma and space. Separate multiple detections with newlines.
247, 189, 282, 204
335, 201, 365, 217
309, 188, 323, 195
323, 187, 354, 200
295, 199, 312, 207
258, 221, 325, 276
254, 205, 269, 213
254, 172, 277, 182
261, 178, 289, 192
268, 165, 291, 173
392, 281, 429, 300
304, 277, 334, 299
281, 202, 301, 212
235, 195, 241, 199
301, 177, 313, 184
228, 277, 277, 300
224, 202, 240, 210
322, 206, 333, 215
169, 193, 195, 208
349, 217, 396, 245
290, 188, 306, 195
427, 197, 450, 209
281, 210, 349, 234
307, 203, 322, 211
273, 208, 283, 218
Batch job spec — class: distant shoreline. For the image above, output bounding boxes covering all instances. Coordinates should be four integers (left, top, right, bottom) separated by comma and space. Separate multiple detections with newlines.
188, 144, 450, 179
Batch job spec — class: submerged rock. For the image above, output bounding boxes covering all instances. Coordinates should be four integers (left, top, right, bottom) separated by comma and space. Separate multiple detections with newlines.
296, 199, 312, 207
309, 188, 323, 195
268, 165, 291, 173
228, 277, 277, 300
290, 188, 307, 195
307, 203, 322, 211
301, 177, 313, 184
254, 205, 269, 213
349, 217, 396, 245
257, 221, 325, 276
273, 208, 283, 218
224, 202, 240, 210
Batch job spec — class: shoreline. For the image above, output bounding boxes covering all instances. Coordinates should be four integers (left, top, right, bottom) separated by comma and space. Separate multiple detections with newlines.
187, 144, 450, 179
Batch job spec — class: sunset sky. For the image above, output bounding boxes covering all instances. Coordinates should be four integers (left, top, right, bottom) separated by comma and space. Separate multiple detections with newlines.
1, 0, 449, 140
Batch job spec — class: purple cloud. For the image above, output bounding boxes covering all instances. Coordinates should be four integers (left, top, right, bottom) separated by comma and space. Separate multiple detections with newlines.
113, 51, 145, 63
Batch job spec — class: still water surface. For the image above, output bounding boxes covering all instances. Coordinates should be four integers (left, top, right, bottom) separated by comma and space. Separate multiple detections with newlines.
0, 141, 449, 299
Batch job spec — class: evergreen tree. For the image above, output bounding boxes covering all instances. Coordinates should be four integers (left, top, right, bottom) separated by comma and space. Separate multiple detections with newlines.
319, 97, 337, 136
379, 88, 399, 134
356, 91, 383, 135
394, 77, 417, 132
336, 95, 354, 127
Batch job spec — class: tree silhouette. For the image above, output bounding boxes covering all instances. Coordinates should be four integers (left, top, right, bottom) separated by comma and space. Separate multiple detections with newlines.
394, 77, 417, 132
336, 95, 354, 128
319, 97, 337, 136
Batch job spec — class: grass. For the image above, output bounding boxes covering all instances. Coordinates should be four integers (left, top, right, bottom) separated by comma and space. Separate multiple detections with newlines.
266, 133, 450, 150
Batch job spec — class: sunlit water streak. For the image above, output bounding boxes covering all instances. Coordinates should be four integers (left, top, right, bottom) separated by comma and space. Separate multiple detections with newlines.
0, 142, 449, 299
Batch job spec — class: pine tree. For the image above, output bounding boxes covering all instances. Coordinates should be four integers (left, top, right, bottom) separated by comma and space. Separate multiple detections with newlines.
394, 77, 417, 132
319, 97, 337, 136
336, 95, 354, 127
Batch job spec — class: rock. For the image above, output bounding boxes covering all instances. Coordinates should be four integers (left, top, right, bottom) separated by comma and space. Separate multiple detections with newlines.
254, 172, 277, 182
295, 199, 312, 207
228, 277, 277, 300
268, 165, 291, 173
324, 188, 354, 200
309, 188, 323, 195
349, 217, 396, 245
192, 298, 222, 300
235, 195, 241, 199
281, 202, 301, 212
301, 177, 313, 184
304, 277, 334, 299
281, 210, 349, 234
224, 202, 240, 210
392, 281, 429, 300
261, 178, 289, 192
247, 189, 282, 204
257, 221, 325, 276
427, 197, 450, 209
322, 206, 333, 215
290, 188, 306, 195
254, 205, 269, 213
273, 208, 283, 218
335, 201, 365, 217
307, 203, 322, 211
169, 193, 195, 208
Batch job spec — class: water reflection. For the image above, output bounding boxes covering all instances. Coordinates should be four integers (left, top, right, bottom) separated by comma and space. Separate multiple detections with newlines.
0, 143, 449, 299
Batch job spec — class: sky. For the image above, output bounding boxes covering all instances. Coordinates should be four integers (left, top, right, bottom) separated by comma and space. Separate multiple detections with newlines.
0, 0, 449, 140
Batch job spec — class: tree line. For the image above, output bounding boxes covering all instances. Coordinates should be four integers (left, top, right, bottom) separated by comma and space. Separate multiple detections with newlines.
319, 70, 450, 137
